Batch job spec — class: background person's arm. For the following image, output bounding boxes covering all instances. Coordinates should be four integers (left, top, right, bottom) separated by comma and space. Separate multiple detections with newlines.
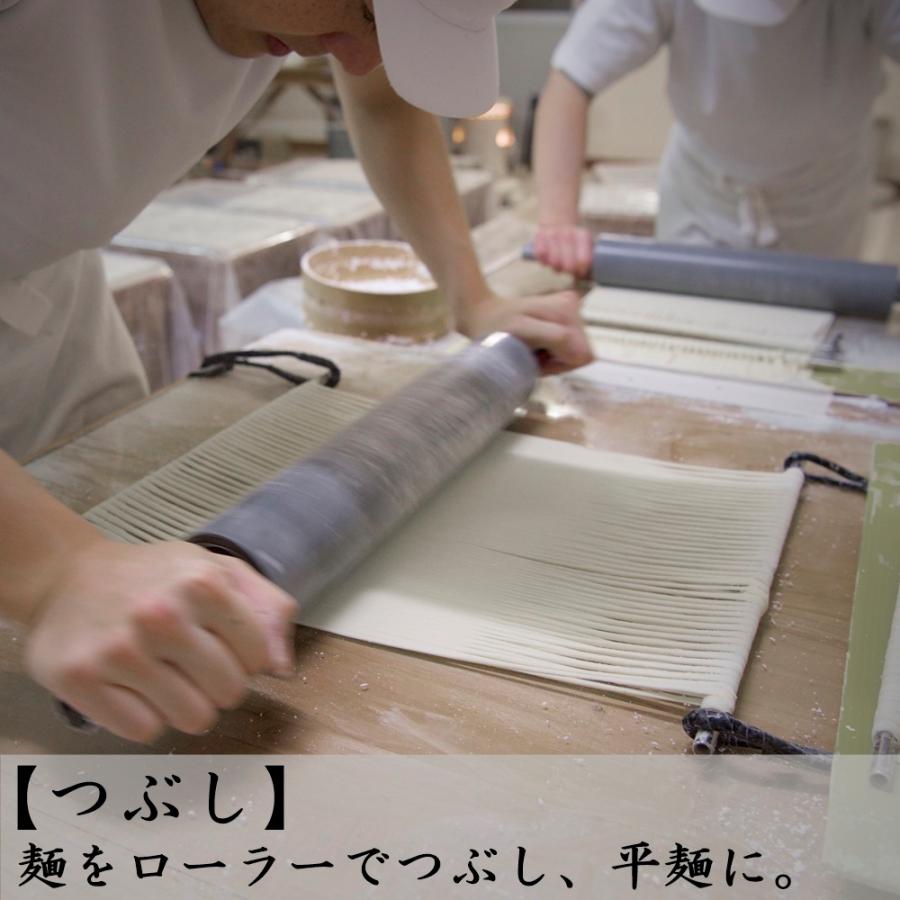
532, 0, 671, 278
0, 449, 295, 743
332, 63, 592, 374
533, 69, 594, 278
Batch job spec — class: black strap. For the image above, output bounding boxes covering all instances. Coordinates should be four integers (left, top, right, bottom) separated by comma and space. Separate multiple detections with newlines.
783, 452, 868, 493
55, 699, 97, 732
190, 350, 341, 389
683, 708, 829, 761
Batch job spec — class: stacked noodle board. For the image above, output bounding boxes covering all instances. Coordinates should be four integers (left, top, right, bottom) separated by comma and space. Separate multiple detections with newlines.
582, 286, 837, 389
582, 286, 835, 353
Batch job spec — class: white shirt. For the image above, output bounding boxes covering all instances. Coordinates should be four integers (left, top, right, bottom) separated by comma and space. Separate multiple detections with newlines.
553, 0, 900, 184
0, 0, 280, 282
552, 0, 900, 255
0, 1, 280, 459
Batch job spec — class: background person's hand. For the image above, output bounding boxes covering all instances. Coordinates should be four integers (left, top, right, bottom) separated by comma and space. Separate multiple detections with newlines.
458, 291, 594, 376
24, 538, 296, 743
533, 224, 594, 279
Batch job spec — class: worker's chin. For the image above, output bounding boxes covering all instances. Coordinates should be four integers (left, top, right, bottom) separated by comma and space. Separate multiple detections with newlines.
333, 56, 381, 77
207, 33, 267, 59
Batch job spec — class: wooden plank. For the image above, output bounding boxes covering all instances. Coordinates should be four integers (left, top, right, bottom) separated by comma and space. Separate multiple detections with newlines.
824, 445, 900, 895
835, 443, 900, 754
814, 366, 900, 404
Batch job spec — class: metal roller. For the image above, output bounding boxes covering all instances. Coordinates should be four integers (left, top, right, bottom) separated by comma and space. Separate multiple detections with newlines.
189, 333, 538, 607
524, 237, 900, 319
590, 237, 900, 319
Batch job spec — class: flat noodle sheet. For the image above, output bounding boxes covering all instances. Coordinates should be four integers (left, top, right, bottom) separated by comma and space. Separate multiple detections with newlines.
86, 383, 802, 712
582, 286, 834, 353
587, 325, 831, 389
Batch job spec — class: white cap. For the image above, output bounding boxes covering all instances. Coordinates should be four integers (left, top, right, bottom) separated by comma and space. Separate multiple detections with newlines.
373, 0, 515, 118
693, 0, 802, 26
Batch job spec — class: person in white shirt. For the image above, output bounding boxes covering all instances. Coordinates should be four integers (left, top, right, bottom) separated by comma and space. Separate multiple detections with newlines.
0, 0, 592, 743
532, 0, 900, 277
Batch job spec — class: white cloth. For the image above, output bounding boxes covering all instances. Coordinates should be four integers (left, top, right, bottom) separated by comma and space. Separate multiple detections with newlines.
655, 123, 872, 256
0, 0, 279, 459
553, 0, 900, 255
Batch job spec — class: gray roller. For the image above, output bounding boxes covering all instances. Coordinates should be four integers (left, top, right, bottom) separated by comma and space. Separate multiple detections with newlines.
590, 237, 899, 319
523, 237, 899, 319
189, 333, 537, 607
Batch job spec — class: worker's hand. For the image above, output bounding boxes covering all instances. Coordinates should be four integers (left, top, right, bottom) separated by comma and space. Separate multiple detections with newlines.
23, 538, 296, 744
533, 224, 594, 279
458, 291, 593, 376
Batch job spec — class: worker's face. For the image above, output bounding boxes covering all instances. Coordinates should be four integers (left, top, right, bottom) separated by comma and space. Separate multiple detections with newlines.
193, 0, 380, 76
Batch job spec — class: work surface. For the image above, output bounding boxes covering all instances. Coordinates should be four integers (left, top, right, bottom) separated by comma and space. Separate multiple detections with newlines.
4, 291, 900, 757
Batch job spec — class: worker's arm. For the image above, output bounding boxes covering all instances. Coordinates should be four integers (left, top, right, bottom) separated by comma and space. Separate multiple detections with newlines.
332, 63, 592, 374
532, 69, 594, 278
0, 449, 295, 742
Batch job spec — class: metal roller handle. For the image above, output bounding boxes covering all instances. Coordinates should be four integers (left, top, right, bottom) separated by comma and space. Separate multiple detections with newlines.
189, 333, 538, 607
524, 237, 900, 319
871, 731, 897, 789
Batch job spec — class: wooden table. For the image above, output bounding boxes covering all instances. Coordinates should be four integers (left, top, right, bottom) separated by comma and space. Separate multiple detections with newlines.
102, 251, 200, 390
4, 278, 899, 758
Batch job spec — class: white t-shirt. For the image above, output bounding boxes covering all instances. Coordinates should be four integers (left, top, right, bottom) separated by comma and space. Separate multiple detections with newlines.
0, 1, 281, 459
552, 0, 900, 184
0, 0, 281, 281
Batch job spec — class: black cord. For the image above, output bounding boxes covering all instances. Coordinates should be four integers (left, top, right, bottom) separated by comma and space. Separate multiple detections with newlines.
190, 350, 341, 388
56, 699, 97, 732
783, 452, 868, 493
683, 709, 829, 761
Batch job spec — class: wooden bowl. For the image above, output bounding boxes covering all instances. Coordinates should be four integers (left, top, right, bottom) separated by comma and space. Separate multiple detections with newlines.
301, 240, 450, 342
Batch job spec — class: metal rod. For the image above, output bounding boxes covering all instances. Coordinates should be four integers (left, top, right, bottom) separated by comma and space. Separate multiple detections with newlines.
692, 729, 719, 755
870, 730, 897, 790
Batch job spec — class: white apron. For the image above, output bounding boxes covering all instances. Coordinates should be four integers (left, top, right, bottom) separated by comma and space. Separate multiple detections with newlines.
656, 123, 872, 258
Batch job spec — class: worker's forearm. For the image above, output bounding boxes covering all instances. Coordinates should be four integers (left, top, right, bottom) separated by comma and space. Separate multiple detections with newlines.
533, 70, 590, 226
334, 65, 490, 321
0, 450, 103, 626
